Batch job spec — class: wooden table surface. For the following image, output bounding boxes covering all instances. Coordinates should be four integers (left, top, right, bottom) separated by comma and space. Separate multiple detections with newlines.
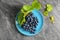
0, 0, 60, 40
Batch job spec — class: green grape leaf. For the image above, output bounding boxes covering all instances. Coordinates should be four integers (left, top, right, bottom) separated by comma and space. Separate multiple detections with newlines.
21, 11, 31, 25
17, 0, 42, 25
23, 5, 32, 11
43, 11, 48, 16
17, 11, 24, 25
20, 17, 25, 25
46, 4, 53, 12
32, 0, 41, 10
19, 5, 32, 25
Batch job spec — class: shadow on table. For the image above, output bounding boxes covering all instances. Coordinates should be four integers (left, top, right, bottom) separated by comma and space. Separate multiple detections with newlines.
0, 2, 25, 36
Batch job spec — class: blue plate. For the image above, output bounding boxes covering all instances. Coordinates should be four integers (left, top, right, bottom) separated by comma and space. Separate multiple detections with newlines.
15, 9, 43, 36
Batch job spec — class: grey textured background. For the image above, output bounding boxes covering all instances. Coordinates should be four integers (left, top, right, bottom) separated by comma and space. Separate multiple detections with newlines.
0, 0, 60, 40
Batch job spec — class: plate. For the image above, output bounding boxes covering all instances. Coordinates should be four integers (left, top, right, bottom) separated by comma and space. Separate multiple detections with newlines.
15, 9, 43, 36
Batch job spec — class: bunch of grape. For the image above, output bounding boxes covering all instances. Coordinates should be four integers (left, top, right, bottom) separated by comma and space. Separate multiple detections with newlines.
21, 13, 38, 34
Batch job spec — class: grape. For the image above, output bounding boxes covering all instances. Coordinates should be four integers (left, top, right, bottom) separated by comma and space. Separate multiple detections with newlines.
21, 13, 38, 34
30, 29, 35, 34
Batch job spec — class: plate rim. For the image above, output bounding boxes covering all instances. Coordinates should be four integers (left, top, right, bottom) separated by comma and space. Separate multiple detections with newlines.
15, 9, 44, 36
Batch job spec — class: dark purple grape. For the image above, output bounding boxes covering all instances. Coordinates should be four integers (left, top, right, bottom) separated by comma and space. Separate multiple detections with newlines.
23, 26, 26, 29
25, 28, 28, 31
27, 19, 31, 23
30, 29, 35, 34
